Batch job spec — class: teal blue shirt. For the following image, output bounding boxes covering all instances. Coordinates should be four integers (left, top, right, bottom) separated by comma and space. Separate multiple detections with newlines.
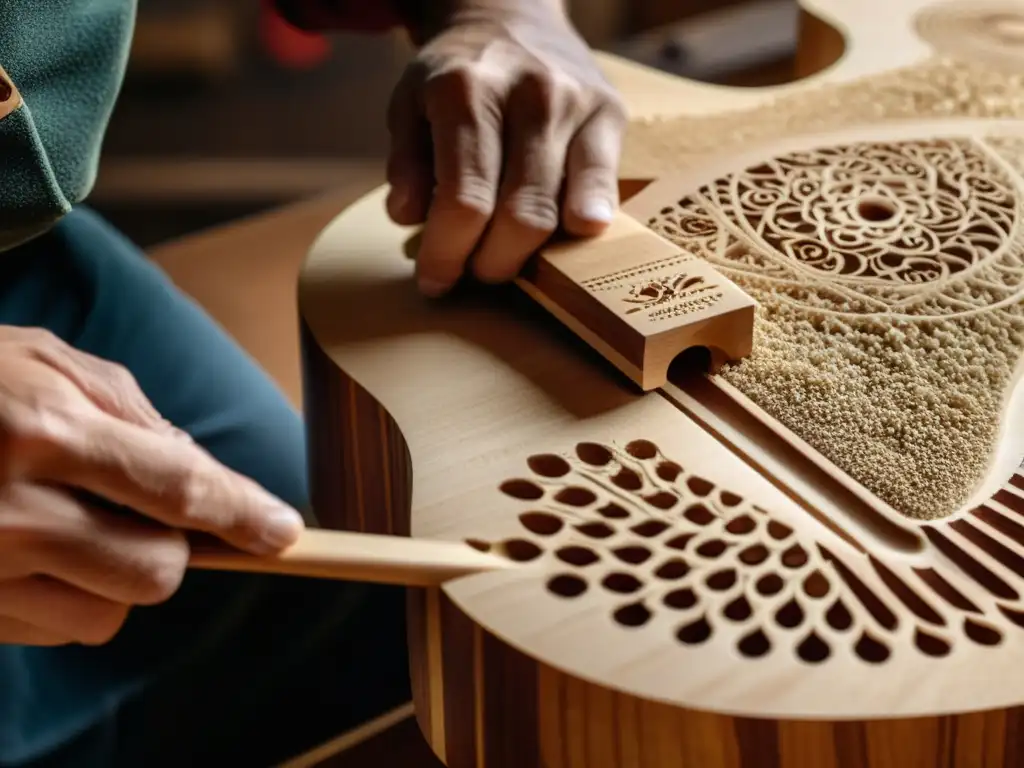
0, 0, 135, 251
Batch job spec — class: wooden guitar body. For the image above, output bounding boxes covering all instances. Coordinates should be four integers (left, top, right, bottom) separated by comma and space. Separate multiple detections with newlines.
298, 0, 1024, 765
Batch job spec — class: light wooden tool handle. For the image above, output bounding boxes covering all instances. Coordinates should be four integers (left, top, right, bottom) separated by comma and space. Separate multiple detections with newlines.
188, 528, 514, 587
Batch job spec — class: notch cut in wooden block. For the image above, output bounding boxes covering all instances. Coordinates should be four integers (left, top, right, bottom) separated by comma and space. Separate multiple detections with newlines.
516, 211, 756, 390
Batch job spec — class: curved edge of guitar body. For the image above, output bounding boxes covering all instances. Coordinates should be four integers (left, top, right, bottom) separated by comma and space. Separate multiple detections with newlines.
299, 0, 1024, 765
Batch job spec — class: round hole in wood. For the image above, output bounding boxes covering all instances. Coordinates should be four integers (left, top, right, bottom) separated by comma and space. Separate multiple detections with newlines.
756, 573, 784, 596
684, 504, 715, 525
632, 520, 671, 538
501, 539, 544, 562
644, 491, 678, 510
855, 195, 898, 223
657, 461, 683, 481
687, 476, 714, 497
796, 632, 830, 663
614, 602, 652, 628
613, 545, 653, 565
739, 544, 770, 565
575, 442, 613, 466
706, 569, 737, 591
576, 522, 616, 539
724, 596, 752, 621
547, 574, 588, 598
500, 479, 544, 500
612, 468, 643, 491
602, 572, 644, 594
626, 439, 658, 460
519, 511, 564, 536
915, 629, 951, 657
697, 539, 728, 559
654, 558, 690, 580
726, 515, 756, 535
597, 502, 631, 519
677, 615, 713, 645
664, 587, 698, 609
964, 617, 1003, 646
774, 599, 804, 629
555, 487, 598, 507
527, 453, 571, 478
738, 629, 771, 658
854, 633, 891, 663
556, 545, 600, 567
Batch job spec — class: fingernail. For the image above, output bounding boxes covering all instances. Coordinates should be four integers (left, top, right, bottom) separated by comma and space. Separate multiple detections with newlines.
418, 276, 449, 298
580, 198, 614, 223
261, 505, 305, 550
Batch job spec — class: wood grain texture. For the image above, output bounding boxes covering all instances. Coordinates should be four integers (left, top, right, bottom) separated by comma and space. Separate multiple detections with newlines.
297, 0, 1024, 765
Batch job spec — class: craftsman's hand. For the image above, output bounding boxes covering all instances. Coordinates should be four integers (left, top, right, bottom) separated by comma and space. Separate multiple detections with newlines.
0, 327, 304, 647
386, 0, 627, 296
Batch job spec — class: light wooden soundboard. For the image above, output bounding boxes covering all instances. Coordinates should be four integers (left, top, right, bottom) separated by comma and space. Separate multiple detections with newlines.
297, 1, 1024, 765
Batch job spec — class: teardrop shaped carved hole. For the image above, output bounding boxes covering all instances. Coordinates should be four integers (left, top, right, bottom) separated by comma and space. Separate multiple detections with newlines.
657, 461, 683, 481
613, 546, 652, 565
687, 477, 714, 497
756, 573, 784, 596
632, 520, 671, 538
655, 558, 690, 580
614, 602, 652, 627
677, 615, 713, 645
612, 468, 643, 491
737, 629, 771, 658
519, 512, 564, 536
527, 454, 571, 478
724, 596, 752, 621
500, 479, 544, 500
915, 629, 951, 657
576, 522, 616, 539
707, 569, 737, 591
597, 502, 630, 519
664, 588, 698, 610
964, 618, 1003, 646
825, 599, 853, 632
775, 599, 805, 629
556, 546, 600, 567
739, 544, 769, 565
781, 544, 809, 568
665, 533, 694, 550
626, 439, 658, 460
796, 632, 830, 663
576, 442, 612, 466
854, 633, 891, 664
684, 505, 715, 525
697, 539, 728, 559
720, 491, 743, 507
555, 487, 598, 507
501, 539, 544, 562
803, 570, 830, 599
466, 539, 491, 552
645, 491, 678, 510
602, 573, 644, 594
767, 520, 793, 540
547, 574, 588, 598
726, 515, 756, 535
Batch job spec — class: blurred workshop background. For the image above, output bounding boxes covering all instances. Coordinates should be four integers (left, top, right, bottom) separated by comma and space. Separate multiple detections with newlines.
93, 0, 800, 247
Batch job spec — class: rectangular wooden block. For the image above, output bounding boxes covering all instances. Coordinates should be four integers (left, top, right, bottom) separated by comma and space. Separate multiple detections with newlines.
516, 211, 756, 390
